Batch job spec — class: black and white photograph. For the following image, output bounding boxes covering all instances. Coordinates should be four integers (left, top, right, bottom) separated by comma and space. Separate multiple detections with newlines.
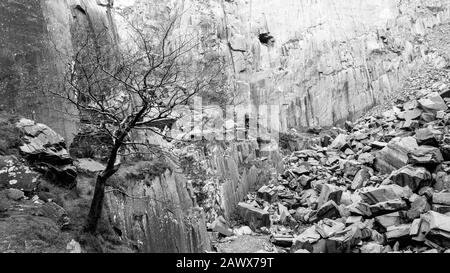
1, 0, 450, 266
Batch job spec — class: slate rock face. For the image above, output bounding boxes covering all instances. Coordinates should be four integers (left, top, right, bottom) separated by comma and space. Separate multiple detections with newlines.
104, 166, 211, 253
4, 0, 450, 139
0, 0, 116, 141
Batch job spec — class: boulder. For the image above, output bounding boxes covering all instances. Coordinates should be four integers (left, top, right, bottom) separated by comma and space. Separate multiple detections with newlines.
403, 109, 422, 121
342, 160, 362, 179
310, 200, 341, 222
385, 224, 411, 241
421, 113, 436, 123
16, 118, 72, 165
237, 202, 270, 230
359, 184, 412, 205
346, 215, 363, 225
407, 195, 430, 219
271, 234, 294, 247
294, 249, 311, 253
369, 199, 408, 216
317, 184, 342, 207
390, 165, 431, 192
432, 193, 450, 206
66, 239, 82, 253
358, 153, 375, 165
16, 119, 76, 188
293, 226, 321, 244
40, 201, 70, 229
233, 226, 253, 236
440, 145, 450, 161
5, 188, 25, 201
401, 119, 420, 130
294, 207, 313, 222
374, 137, 418, 174
403, 100, 419, 110
375, 212, 403, 230
257, 185, 278, 203
434, 172, 450, 191
324, 223, 369, 253
371, 141, 388, 149
75, 158, 105, 175
415, 128, 440, 146
432, 204, 450, 214
360, 242, 383, 253
291, 165, 311, 176
420, 211, 450, 248
422, 249, 439, 253
314, 219, 345, 238
410, 218, 423, 239
408, 146, 443, 165
278, 203, 293, 224
351, 168, 371, 190
329, 134, 349, 151
418, 92, 448, 112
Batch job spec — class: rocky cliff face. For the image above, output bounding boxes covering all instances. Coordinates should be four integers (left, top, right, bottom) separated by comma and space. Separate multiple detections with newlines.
119, 0, 450, 132
178, 140, 283, 222
104, 164, 210, 253
0, 0, 117, 142
3, 0, 449, 136
223, 0, 450, 130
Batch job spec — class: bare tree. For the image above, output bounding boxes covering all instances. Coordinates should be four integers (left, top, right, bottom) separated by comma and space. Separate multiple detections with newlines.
50, 10, 226, 233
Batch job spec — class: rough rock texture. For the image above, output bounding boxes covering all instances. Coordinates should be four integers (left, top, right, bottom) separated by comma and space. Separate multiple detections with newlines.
104, 165, 211, 253
220, 0, 450, 129
3, 0, 449, 139
0, 0, 117, 142
115, 0, 450, 132
178, 141, 282, 222
16, 118, 77, 188
220, 79, 450, 253
211, 142, 282, 219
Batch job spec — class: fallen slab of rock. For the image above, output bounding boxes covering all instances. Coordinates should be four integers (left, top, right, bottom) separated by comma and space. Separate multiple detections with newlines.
375, 137, 418, 174
16, 118, 77, 188
237, 202, 270, 230
390, 166, 432, 192
432, 192, 450, 206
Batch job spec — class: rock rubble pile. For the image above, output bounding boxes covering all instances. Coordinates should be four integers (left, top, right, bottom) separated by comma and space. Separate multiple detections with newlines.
218, 90, 450, 253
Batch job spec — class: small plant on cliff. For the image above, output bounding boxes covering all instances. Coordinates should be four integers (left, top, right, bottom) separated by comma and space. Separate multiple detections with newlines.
48, 9, 225, 233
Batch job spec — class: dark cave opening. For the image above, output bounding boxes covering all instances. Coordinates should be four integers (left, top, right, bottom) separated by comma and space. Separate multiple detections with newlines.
258, 32, 275, 47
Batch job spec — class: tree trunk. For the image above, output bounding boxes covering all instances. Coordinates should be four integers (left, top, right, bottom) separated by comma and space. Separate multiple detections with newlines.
83, 107, 145, 233
84, 174, 108, 233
